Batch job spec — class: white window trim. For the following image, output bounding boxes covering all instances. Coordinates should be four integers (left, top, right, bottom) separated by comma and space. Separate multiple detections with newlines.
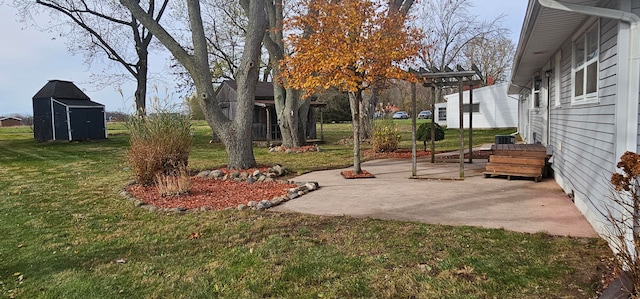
571, 20, 599, 105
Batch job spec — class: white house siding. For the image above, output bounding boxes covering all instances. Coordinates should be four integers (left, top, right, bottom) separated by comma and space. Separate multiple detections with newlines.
546, 16, 619, 232
443, 83, 518, 129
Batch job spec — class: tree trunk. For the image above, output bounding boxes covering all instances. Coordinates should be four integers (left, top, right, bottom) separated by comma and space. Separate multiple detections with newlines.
134, 48, 148, 116
297, 98, 311, 142
264, 0, 308, 148
359, 87, 378, 140
349, 91, 363, 174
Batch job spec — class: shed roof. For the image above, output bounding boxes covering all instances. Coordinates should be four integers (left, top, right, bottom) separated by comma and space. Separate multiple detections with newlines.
53, 98, 104, 108
32, 80, 91, 100
0, 116, 22, 121
221, 80, 274, 100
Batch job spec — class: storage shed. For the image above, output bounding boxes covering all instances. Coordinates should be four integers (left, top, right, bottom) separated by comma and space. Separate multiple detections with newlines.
0, 117, 22, 127
32, 80, 107, 141
215, 80, 325, 141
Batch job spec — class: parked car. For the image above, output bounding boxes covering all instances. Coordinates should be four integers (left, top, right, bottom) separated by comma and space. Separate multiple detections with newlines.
392, 111, 409, 119
417, 110, 432, 119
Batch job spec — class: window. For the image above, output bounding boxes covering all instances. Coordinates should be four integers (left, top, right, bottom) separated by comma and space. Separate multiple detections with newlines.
461, 103, 480, 113
438, 107, 446, 121
572, 22, 599, 103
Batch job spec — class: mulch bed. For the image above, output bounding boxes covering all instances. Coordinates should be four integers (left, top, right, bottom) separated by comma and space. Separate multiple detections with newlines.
340, 169, 375, 179
126, 166, 297, 211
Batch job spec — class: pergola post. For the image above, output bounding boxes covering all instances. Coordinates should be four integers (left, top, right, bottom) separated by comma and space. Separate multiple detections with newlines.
411, 82, 417, 177
469, 83, 474, 163
458, 78, 464, 179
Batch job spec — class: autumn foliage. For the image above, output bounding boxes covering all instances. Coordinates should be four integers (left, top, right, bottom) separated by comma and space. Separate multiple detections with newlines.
280, 0, 423, 174
280, 0, 423, 96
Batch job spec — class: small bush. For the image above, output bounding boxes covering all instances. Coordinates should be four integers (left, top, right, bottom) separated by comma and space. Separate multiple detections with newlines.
372, 119, 401, 153
126, 105, 192, 185
416, 122, 445, 151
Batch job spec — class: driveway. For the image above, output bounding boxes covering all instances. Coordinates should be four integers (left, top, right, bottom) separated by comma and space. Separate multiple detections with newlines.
271, 157, 598, 238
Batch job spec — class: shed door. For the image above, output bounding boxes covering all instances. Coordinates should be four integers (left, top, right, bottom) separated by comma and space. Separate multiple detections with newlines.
69, 108, 105, 140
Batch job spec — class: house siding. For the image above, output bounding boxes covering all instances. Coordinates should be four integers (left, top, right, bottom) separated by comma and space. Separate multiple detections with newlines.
547, 15, 619, 229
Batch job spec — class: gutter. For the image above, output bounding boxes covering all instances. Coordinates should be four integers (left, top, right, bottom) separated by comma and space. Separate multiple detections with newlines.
538, 0, 640, 160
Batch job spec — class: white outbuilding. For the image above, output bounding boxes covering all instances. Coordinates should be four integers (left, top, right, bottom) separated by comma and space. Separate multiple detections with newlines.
441, 82, 518, 129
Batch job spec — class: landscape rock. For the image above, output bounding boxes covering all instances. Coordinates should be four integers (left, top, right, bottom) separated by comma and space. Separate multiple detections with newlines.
237, 204, 247, 210
247, 201, 258, 208
253, 170, 261, 177
246, 176, 257, 184
196, 170, 210, 178
305, 182, 318, 191
208, 170, 224, 179
257, 200, 272, 210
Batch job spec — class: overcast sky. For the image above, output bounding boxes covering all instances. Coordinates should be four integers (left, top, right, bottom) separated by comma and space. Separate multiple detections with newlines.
0, 0, 528, 116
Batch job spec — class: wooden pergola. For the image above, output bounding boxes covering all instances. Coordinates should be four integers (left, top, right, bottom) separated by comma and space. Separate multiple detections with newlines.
409, 65, 483, 179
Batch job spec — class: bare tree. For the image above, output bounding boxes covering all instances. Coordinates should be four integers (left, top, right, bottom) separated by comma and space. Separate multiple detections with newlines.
14, 0, 169, 115
169, 0, 250, 86
416, 0, 507, 74
411, 0, 509, 122
120, 0, 265, 169
463, 34, 515, 84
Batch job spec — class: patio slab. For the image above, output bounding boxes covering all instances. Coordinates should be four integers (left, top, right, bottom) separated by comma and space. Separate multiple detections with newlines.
271, 157, 598, 238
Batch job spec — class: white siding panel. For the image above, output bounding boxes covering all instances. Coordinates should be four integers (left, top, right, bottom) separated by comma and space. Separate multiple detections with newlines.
546, 18, 618, 230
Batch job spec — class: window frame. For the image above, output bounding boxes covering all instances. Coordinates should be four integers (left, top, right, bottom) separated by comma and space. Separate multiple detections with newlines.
571, 21, 599, 105
437, 107, 446, 121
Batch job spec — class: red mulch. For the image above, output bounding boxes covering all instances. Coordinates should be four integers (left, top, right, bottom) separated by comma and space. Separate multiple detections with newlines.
126, 177, 297, 211
340, 170, 375, 179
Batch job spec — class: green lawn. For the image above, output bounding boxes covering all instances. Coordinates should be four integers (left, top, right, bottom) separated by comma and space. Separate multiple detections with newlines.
0, 122, 613, 298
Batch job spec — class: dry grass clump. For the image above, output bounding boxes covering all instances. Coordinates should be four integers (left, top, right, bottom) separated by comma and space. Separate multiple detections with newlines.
155, 164, 191, 196
126, 106, 192, 186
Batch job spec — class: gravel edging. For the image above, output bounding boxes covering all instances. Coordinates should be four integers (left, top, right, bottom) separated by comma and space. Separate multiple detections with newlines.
118, 165, 319, 213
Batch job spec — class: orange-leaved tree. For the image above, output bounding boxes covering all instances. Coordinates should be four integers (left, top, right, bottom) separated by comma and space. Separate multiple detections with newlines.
281, 0, 423, 174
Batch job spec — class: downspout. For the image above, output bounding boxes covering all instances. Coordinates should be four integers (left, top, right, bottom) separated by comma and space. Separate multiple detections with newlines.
537, 0, 640, 158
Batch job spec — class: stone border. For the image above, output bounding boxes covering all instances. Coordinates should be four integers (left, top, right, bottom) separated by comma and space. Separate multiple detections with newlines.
118, 165, 319, 213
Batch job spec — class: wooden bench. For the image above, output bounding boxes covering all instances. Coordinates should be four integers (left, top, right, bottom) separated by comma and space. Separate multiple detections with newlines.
483, 144, 548, 182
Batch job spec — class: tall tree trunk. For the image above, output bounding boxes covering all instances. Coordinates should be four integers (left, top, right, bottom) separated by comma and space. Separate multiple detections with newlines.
134, 49, 148, 116
121, 0, 265, 169
349, 91, 363, 174
264, 0, 307, 147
